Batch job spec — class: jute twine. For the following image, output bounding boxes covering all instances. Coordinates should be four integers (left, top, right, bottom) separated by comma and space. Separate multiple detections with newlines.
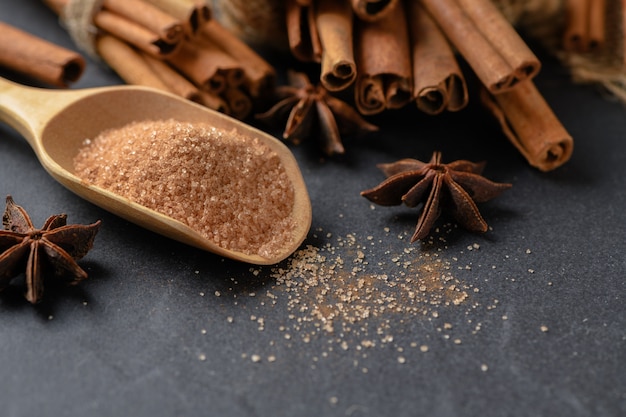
60, 0, 105, 59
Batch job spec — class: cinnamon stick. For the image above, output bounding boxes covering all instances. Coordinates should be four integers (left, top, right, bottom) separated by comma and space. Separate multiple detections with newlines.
96, 34, 170, 91
456, 0, 540, 82
0, 22, 85, 87
223, 87, 253, 120
197, 91, 230, 114
146, 0, 211, 35
421, 0, 539, 93
286, 0, 322, 63
588, 0, 606, 51
141, 52, 202, 103
315, 0, 357, 91
563, 0, 589, 52
623, 0, 626, 70
480, 81, 573, 172
354, 77, 386, 115
103, 0, 184, 44
94, 9, 180, 57
562, 0, 607, 53
217, 67, 246, 89
167, 39, 241, 94
350, 0, 398, 22
200, 19, 276, 99
42, 0, 64, 15
354, 0, 412, 114
407, 1, 467, 114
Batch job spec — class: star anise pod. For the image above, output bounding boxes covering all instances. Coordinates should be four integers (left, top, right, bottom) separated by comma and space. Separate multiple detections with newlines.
361, 151, 512, 242
0, 196, 101, 304
256, 70, 378, 155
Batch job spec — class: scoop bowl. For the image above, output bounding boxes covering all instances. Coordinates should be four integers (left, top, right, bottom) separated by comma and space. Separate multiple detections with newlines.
0, 77, 312, 265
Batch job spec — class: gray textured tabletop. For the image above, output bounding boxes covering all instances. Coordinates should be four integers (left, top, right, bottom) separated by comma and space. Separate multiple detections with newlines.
0, 2, 624, 417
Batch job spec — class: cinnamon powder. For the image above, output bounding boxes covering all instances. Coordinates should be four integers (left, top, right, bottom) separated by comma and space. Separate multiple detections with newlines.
73, 119, 295, 258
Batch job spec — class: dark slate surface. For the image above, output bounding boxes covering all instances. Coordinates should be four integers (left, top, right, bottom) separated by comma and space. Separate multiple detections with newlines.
0, 2, 624, 416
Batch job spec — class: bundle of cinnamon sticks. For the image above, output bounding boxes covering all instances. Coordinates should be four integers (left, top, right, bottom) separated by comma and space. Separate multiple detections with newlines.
285, 0, 578, 171
44, 0, 276, 119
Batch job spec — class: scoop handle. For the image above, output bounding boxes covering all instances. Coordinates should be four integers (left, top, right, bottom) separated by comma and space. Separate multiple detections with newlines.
0, 77, 92, 150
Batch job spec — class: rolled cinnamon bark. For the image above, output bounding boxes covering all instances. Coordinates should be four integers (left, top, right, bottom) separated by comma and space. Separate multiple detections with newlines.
385, 77, 412, 109
214, 67, 244, 88
421, 0, 538, 93
407, 1, 467, 114
350, 0, 398, 22
197, 91, 230, 114
354, 0, 412, 114
480, 81, 573, 172
141, 52, 202, 103
167, 39, 240, 94
354, 77, 386, 115
200, 19, 276, 99
94, 9, 180, 57
588, 0, 606, 51
315, 0, 356, 92
0, 22, 85, 87
563, 0, 589, 52
146, 0, 211, 35
223, 87, 253, 119
42, 0, 64, 14
104, 0, 184, 44
96, 34, 170, 91
286, 0, 322, 63
623, 0, 626, 70
456, 0, 541, 83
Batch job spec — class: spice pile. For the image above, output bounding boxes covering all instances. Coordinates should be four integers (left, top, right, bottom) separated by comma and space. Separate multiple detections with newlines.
73, 119, 295, 259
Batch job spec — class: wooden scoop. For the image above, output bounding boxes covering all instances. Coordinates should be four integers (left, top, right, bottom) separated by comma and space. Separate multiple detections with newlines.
0, 77, 312, 265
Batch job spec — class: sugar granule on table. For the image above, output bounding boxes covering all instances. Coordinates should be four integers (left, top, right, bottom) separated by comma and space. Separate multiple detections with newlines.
229, 228, 484, 362
73, 119, 295, 258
